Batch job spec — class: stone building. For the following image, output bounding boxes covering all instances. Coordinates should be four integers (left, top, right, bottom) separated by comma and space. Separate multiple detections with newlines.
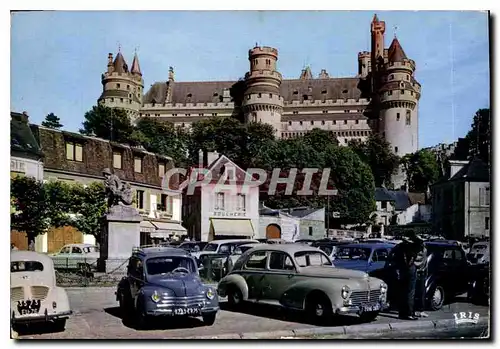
259, 206, 301, 241
280, 207, 326, 240
29, 124, 186, 252
431, 158, 490, 240
98, 14, 421, 187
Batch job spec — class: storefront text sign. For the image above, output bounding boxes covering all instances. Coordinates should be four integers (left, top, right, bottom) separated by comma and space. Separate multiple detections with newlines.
212, 211, 246, 217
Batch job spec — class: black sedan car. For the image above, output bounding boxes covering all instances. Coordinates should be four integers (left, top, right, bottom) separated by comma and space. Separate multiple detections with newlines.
370, 241, 470, 311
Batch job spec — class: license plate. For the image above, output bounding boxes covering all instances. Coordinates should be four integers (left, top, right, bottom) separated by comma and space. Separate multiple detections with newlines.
361, 303, 380, 313
20, 308, 39, 315
173, 307, 200, 316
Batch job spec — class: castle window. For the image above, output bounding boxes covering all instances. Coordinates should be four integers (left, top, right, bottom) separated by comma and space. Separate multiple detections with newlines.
344, 139, 348, 144
293, 90, 298, 95
411, 91, 414, 96
185, 114, 190, 116
355, 120, 359, 124
388, 91, 393, 96
321, 120, 325, 125
323, 110, 328, 114
120, 98, 124, 103
116, 83, 121, 89
342, 89, 348, 94
303, 95, 308, 100
321, 89, 327, 94
333, 120, 336, 125
293, 111, 299, 114
187, 93, 192, 98
344, 110, 350, 113
299, 121, 303, 126
212, 113, 217, 116
269, 93, 272, 98
172, 113, 177, 116
400, 90, 405, 94
288, 121, 292, 125
390, 74, 394, 80
396, 113, 400, 121
182, 123, 185, 127
406, 110, 411, 125
110, 98, 114, 102
311, 120, 314, 125
247, 95, 251, 100
395, 146, 399, 153
127, 85, 130, 90
258, 93, 262, 98
344, 120, 347, 124
199, 113, 204, 116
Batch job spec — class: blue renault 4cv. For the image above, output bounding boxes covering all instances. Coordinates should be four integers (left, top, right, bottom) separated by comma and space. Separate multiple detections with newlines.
116, 246, 219, 329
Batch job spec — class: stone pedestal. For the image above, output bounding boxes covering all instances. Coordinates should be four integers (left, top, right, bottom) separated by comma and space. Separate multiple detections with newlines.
99, 205, 142, 274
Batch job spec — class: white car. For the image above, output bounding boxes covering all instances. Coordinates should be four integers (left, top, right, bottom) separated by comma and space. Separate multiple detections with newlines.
191, 239, 259, 260
467, 242, 489, 265
11, 251, 72, 331
50, 243, 99, 272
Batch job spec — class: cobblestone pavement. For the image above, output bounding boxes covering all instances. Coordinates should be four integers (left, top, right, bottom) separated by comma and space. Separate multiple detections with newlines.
16, 287, 489, 339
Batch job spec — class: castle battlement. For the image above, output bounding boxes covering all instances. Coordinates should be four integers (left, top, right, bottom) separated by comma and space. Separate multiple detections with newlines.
142, 101, 236, 110
243, 93, 284, 106
245, 70, 283, 80
380, 90, 419, 104
384, 59, 416, 72
358, 51, 370, 57
249, 46, 279, 57
284, 98, 370, 106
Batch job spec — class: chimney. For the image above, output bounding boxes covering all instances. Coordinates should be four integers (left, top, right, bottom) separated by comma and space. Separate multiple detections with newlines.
207, 151, 219, 166
198, 149, 204, 168
222, 88, 231, 102
448, 160, 469, 179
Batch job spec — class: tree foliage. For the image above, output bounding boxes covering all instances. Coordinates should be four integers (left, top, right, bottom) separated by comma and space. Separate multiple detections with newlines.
451, 108, 490, 165
70, 182, 107, 239
41, 113, 63, 129
401, 149, 440, 192
80, 105, 135, 144
349, 133, 399, 188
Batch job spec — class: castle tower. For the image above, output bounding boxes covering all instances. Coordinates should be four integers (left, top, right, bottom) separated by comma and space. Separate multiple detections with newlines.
379, 37, 422, 187
98, 50, 144, 120
242, 45, 284, 138
370, 14, 386, 90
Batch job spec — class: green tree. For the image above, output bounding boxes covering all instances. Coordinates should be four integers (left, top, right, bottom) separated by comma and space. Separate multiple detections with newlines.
11, 176, 51, 248
80, 105, 135, 144
69, 182, 107, 241
349, 133, 399, 187
451, 108, 490, 165
41, 113, 63, 129
401, 149, 440, 192
44, 180, 80, 227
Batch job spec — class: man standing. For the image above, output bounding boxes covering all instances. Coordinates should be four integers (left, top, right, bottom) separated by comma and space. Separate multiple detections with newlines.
393, 235, 418, 320
413, 235, 429, 318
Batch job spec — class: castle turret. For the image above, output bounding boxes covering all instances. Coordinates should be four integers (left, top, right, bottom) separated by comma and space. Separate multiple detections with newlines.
370, 14, 386, 90
98, 49, 144, 119
242, 45, 283, 137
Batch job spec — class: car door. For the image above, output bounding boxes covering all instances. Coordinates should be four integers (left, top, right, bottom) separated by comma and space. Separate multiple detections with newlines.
370, 248, 389, 273
436, 248, 456, 293
239, 250, 268, 300
71, 246, 84, 269
452, 248, 469, 295
53, 246, 70, 269
128, 257, 144, 301
261, 251, 297, 301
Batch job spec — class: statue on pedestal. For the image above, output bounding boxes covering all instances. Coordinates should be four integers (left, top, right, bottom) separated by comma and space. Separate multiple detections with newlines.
102, 168, 138, 217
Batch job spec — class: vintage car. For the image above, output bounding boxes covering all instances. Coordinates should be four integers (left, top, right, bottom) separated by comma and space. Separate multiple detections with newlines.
311, 240, 352, 261
116, 246, 219, 329
217, 244, 388, 323
467, 241, 489, 265
333, 243, 394, 273
370, 241, 471, 310
209, 243, 264, 279
191, 239, 259, 260
178, 241, 208, 253
50, 243, 99, 273
467, 262, 490, 305
11, 251, 72, 331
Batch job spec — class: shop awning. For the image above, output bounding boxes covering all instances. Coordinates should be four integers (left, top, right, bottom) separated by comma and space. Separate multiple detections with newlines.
210, 219, 254, 237
140, 221, 156, 233
151, 221, 188, 238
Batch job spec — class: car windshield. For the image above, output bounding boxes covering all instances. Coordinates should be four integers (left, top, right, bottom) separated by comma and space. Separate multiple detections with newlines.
203, 243, 218, 252
146, 257, 195, 275
11, 261, 44, 272
83, 246, 98, 253
294, 251, 331, 267
335, 247, 372, 261
472, 244, 487, 250
239, 245, 255, 253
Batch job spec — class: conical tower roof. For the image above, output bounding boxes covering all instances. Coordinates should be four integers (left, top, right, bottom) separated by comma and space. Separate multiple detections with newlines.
113, 51, 129, 73
131, 53, 142, 75
388, 37, 407, 62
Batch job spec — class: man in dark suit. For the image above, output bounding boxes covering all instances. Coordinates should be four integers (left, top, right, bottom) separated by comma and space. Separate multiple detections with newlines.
412, 235, 429, 318
392, 235, 418, 320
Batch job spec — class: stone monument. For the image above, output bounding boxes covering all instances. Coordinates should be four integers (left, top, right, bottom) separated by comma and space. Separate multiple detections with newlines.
98, 168, 142, 273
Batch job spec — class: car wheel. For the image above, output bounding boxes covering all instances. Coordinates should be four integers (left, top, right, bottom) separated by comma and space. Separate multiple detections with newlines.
53, 319, 66, 332
226, 287, 243, 308
135, 302, 149, 330
306, 293, 332, 325
202, 312, 217, 326
360, 311, 379, 322
429, 285, 445, 310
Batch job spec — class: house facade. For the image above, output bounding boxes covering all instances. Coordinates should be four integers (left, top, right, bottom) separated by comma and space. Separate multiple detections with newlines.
280, 207, 326, 240
182, 151, 260, 242
259, 206, 301, 241
29, 124, 185, 252
432, 158, 490, 240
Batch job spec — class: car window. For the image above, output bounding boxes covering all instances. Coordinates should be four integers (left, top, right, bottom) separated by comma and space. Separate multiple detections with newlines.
233, 247, 243, 255
269, 252, 295, 271
72, 247, 83, 254
294, 251, 331, 267
146, 257, 195, 275
336, 247, 371, 261
318, 245, 333, 255
373, 249, 388, 262
60, 246, 70, 254
453, 249, 464, 260
11, 261, 44, 272
204, 243, 218, 252
244, 251, 267, 269
443, 249, 454, 260
83, 246, 98, 253
219, 244, 231, 254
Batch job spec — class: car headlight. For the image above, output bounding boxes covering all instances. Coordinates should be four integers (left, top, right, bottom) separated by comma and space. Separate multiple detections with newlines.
151, 290, 161, 303
206, 288, 216, 300
341, 285, 350, 299
380, 283, 388, 294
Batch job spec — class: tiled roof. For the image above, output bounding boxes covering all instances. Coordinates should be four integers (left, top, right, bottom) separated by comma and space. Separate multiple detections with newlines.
143, 77, 367, 105
375, 187, 427, 210
131, 54, 142, 75
285, 207, 321, 218
387, 37, 407, 62
374, 187, 394, 202
10, 112, 43, 158
113, 52, 129, 74
450, 157, 490, 182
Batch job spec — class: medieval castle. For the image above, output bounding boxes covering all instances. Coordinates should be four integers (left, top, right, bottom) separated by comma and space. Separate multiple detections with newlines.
98, 14, 421, 183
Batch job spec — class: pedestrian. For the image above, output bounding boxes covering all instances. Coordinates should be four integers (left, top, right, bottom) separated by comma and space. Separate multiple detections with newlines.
393, 235, 418, 320
412, 235, 428, 318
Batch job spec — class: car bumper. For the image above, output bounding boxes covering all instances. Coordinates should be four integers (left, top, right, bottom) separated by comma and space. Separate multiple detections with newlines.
146, 306, 220, 316
11, 310, 72, 324
335, 300, 389, 315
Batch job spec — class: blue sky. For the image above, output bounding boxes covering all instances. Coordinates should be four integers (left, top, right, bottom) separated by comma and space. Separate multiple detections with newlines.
11, 10, 489, 148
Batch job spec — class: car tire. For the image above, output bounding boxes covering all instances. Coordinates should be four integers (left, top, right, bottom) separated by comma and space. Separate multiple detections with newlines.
119, 290, 132, 318
226, 287, 243, 309
53, 319, 66, 332
429, 285, 445, 310
202, 312, 217, 326
360, 311, 379, 323
306, 293, 332, 325
135, 302, 149, 330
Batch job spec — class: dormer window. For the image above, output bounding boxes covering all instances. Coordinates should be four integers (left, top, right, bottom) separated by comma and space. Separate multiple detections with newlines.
303, 95, 308, 100
342, 89, 348, 94
187, 93, 192, 98
223, 164, 236, 181
321, 89, 327, 94
293, 90, 298, 95
213, 92, 219, 97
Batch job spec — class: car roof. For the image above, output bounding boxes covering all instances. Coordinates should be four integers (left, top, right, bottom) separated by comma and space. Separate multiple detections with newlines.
134, 247, 192, 259
341, 242, 395, 249
63, 243, 96, 248
207, 239, 259, 245
11, 250, 53, 264
245, 243, 323, 254
425, 241, 460, 248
